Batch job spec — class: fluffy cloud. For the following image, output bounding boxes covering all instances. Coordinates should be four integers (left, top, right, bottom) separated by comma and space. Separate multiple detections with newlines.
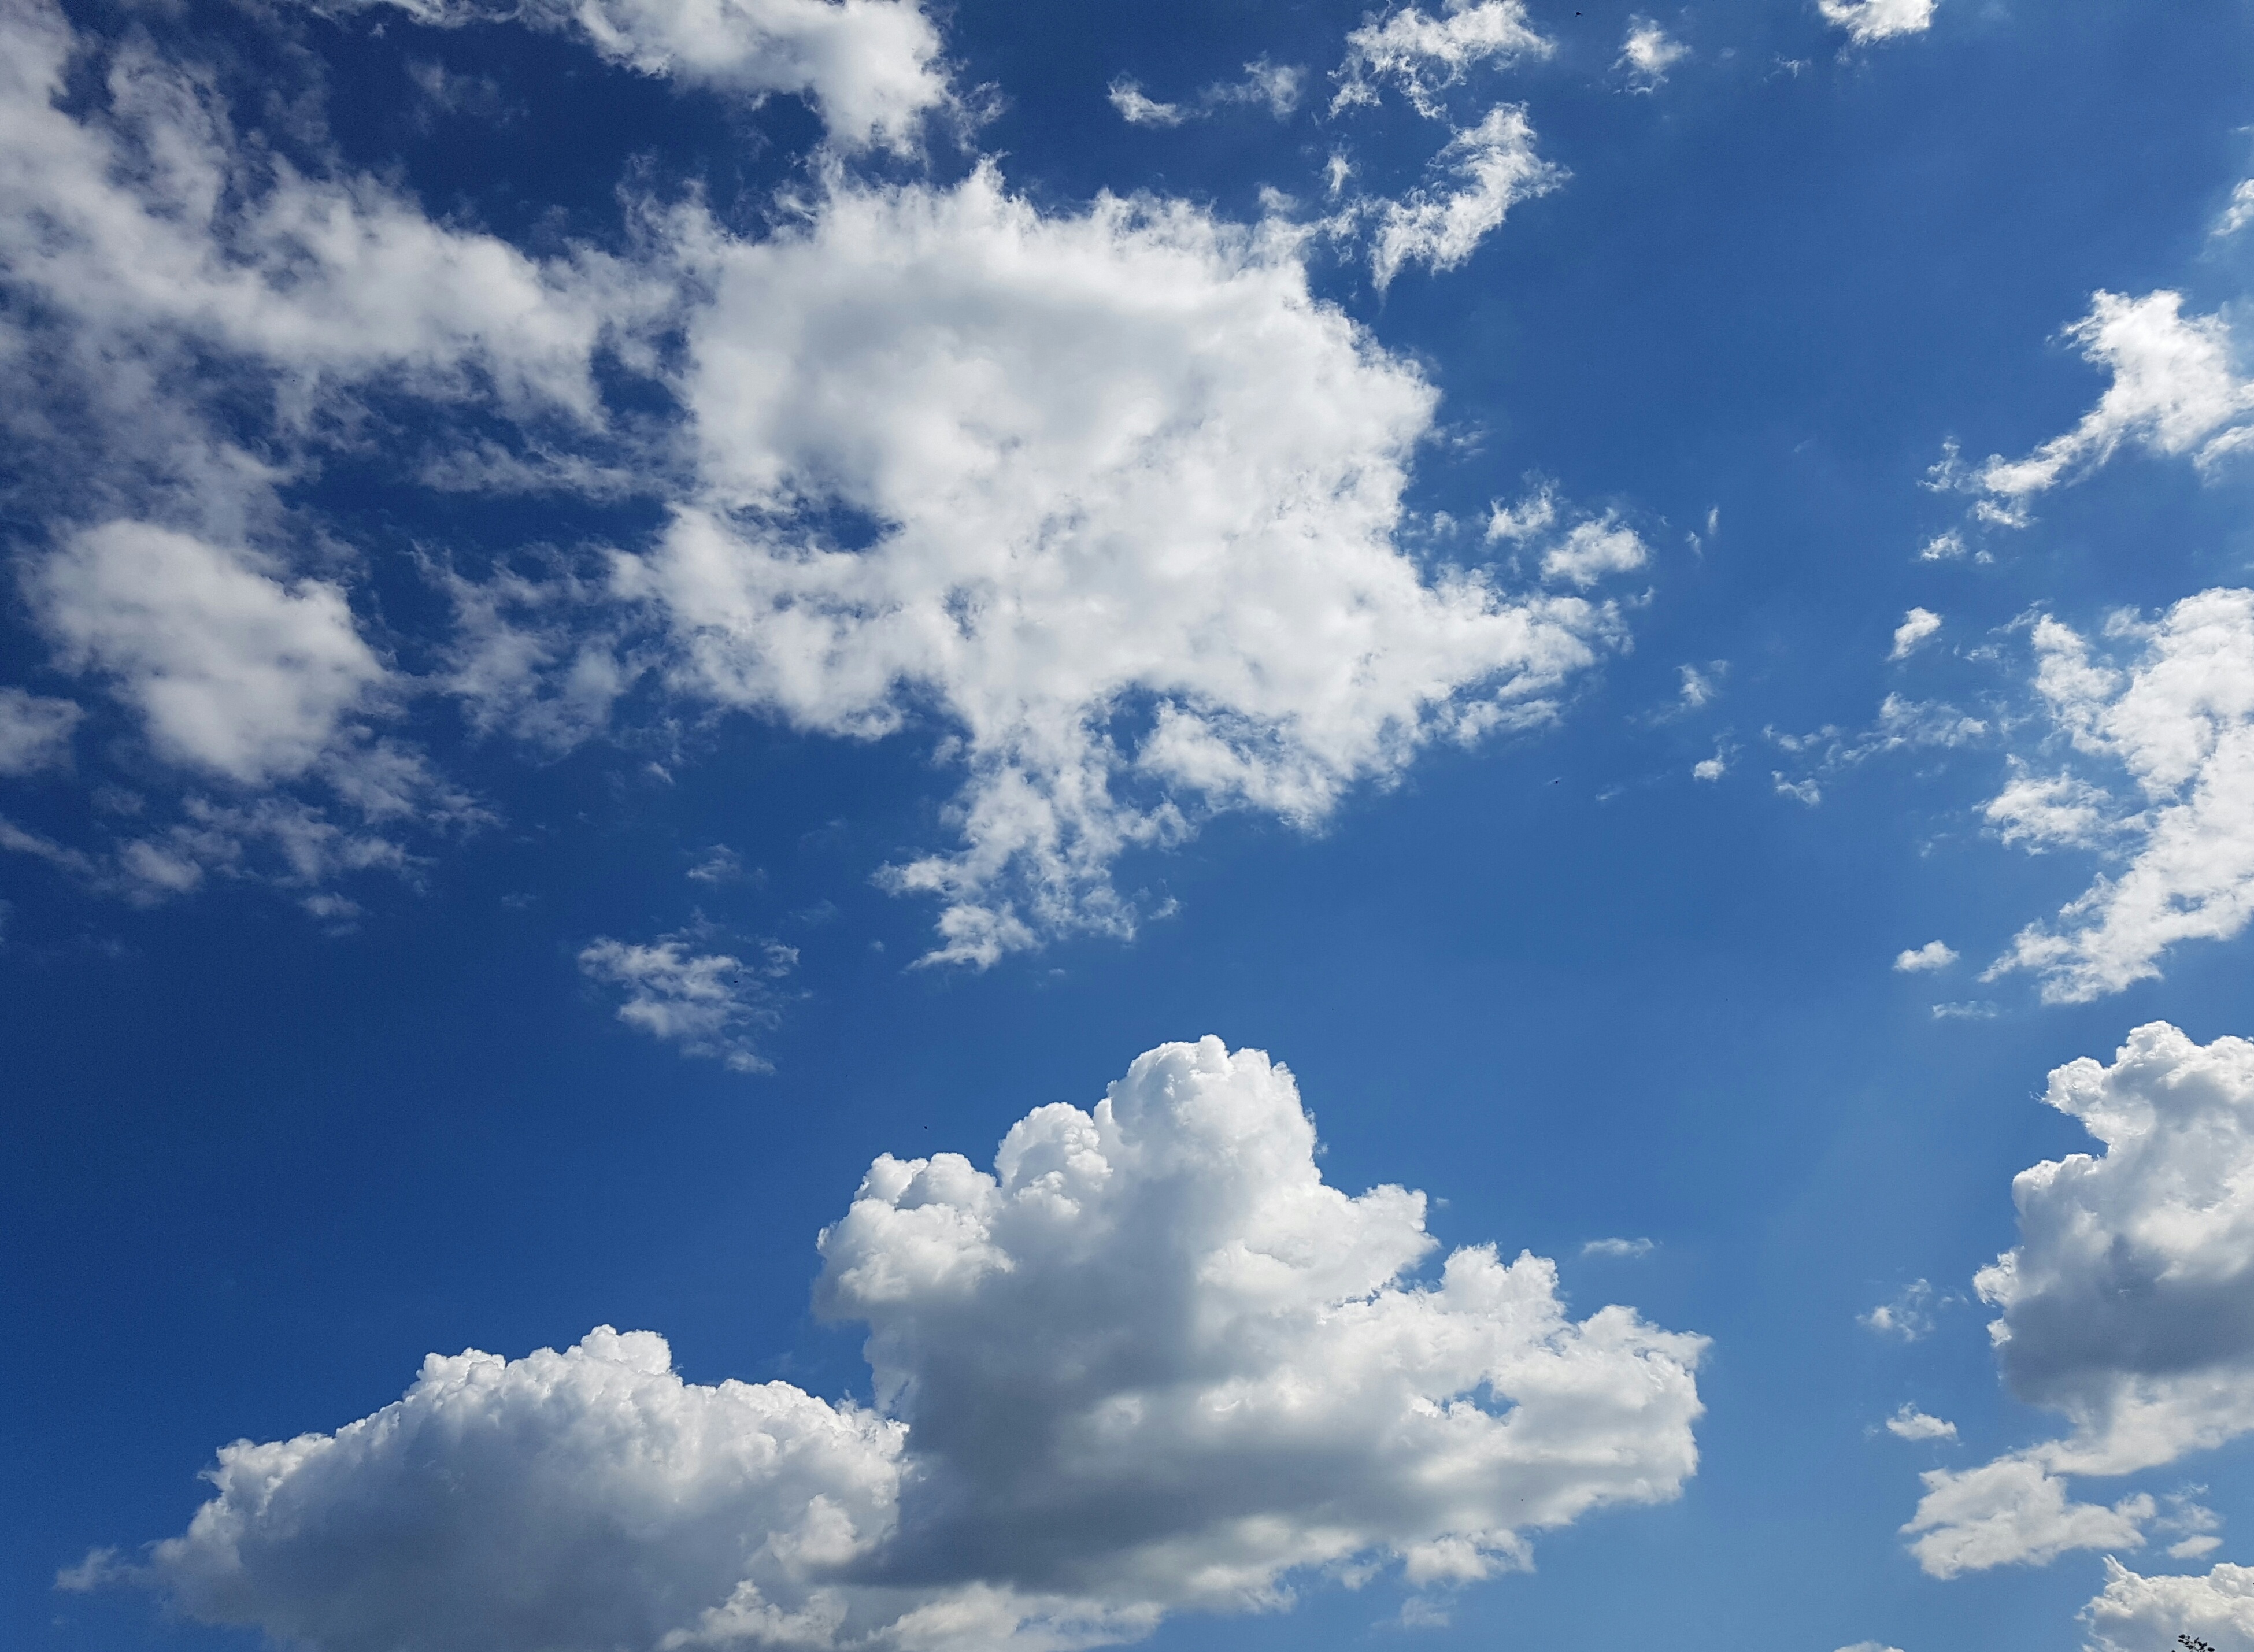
1963, 292, 2254, 522
2217, 181, 2254, 240
1370, 104, 1563, 288
2086, 1558, 2254, 1652
1886, 1405, 1957, 1442
91, 1039, 1708, 1648
1333, 0, 1552, 118
579, 931, 800, 1072
0, 0, 1648, 960
638, 168, 1629, 965
330, 0, 950, 150
29, 524, 387, 784
1985, 591, 2254, 1001
1816, 0, 1937, 45
0, 687, 80, 775
1893, 940, 1957, 973
1618, 19, 1688, 89
1890, 607, 1942, 660
1108, 60, 1302, 128
1906, 1025, 2254, 1575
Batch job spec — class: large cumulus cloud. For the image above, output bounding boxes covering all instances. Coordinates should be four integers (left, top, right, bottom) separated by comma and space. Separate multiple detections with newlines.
87, 1038, 1708, 1649
1904, 1023, 2254, 1575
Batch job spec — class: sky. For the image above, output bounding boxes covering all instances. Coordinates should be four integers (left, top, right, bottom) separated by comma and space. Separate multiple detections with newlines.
8, 0, 2254, 1649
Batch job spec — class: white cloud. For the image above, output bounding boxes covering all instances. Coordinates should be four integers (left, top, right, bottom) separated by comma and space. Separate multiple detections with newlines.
1886, 1405, 1958, 1442
1618, 18, 1688, 89
1692, 749, 1728, 781
1890, 607, 1942, 661
1919, 529, 1966, 562
1581, 1236, 1654, 1258
1861, 1279, 1935, 1340
1539, 517, 1650, 590
1903, 1455, 2152, 1578
2217, 181, 2254, 239
1107, 79, 1185, 127
2, 0, 1649, 959
1767, 694, 1991, 799
1975, 1024, 2254, 1476
1834, 1644, 1907, 1652
333, 0, 952, 150
95, 1039, 1709, 1649
1678, 664, 1719, 709
1816, 0, 1937, 45
1370, 104, 1563, 288
639, 168, 1631, 966
29, 524, 387, 784
1893, 940, 1958, 973
1968, 292, 2254, 517
0, 687, 80, 775
579, 931, 799, 1072
1985, 592, 2254, 1001
1108, 61, 1304, 128
1333, 0, 1553, 118
2087, 1558, 2254, 1652
1909, 1025, 2254, 1577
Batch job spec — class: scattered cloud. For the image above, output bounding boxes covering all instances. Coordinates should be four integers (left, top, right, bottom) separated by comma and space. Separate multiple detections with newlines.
1333, 0, 1553, 118
1862, 1279, 1935, 1340
30, 524, 388, 786
0, 0, 1648, 962
86, 1039, 1709, 1650
1984, 591, 2254, 1001
1693, 746, 1730, 781
1816, 0, 1937, 45
2216, 180, 2254, 239
1886, 1405, 1958, 1443
1485, 485, 1649, 588
578, 931, 798, 1072
1918, 529, 1967, 562
1767, 694, 1991, 799
1582, 1236, 1655, 1258
1109, 59, 1304, 128
1678, 664, 1721, 709
1893, 940, 1958, 973
1370, 104, 1564, 287
1929, 1000, 1998, 1020
1890, 607, 1942, 661
1618, 18, 1689, 90
1946, 292, 2254, 527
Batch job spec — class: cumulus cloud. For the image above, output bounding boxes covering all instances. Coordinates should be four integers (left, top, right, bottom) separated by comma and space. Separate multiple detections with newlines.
1904, 1457, 2152, 1578
1369, 104, 1563, 288
1886, 1405, 1957, 1442
92, 1039, 1709, 1649
325, 0, 951, 150
2087, 1558, 2254, 1651
1107, 79, 1185, 127
1890, 607, 1942, 661
1894, 940, 1957, 973
1907, 1025, 2254, 1575
29, 524, 387, 784
1985, 592, 2254, 1001
1816, 0, 1937, 45
1959, 292, 2254, 523
1618, 19, 1688, 89
578, 931, 799, 1072
1333, 0, 1552, 117
0, 687, 81, 775
639, 168, 1631, 965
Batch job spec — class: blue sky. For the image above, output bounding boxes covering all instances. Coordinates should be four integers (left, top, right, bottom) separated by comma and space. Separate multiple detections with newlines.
8, 1, 2254, 1650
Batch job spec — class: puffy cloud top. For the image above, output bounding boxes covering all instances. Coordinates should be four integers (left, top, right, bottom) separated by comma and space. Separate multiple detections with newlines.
102, 1039, 1708, 1650
1977, 1021, 2254, 1472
